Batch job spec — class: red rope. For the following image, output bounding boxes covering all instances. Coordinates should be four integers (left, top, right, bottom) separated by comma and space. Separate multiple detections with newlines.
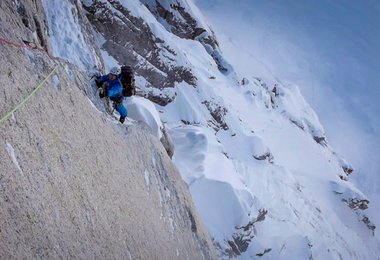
0, 36, 56, 60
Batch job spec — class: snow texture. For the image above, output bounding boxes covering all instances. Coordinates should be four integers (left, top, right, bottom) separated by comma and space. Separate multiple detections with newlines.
124, 97, 163, 139
195, 0, 380, 231
5, 142, 22, 172
42, 0, 101, 71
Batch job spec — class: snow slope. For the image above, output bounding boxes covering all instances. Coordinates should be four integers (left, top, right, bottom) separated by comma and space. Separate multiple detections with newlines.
163, 58, 379, 258
42, 0, 380, 258
195, 0, 380, 227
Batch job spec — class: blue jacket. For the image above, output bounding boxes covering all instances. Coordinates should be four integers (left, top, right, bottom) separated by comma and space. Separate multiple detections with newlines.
98, 74, 122, 100
97, 74, 128, 118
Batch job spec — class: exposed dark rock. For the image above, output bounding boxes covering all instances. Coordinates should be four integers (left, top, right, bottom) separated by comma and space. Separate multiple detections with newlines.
142, 0, 217, 44
143, 0, 199, 40
223, 209, 268, 257
33, 15, 46, 47
186, 206, 197, 233
338, 175, 348, 181
289, 120, 328, 147
255, 209, 268, 222
342, 198, 369, 210
272, 84, 279, 96
290, 119, 305, 130
181, 120, 191, 125
236, 209, 268, 231
222, 152, 229, 159
226, 233, 253, 257
241, 78, 250, 85
141, 0, 232, 74
160, 126, 174, 159
4, 0, 48, 49
82, 0, 197, 96
256, 248, 272, 257
332, 183, 376, 234
342, 165, 354, 175
17, 3, 29, 27
144, 92, 175, 106
202, 100, 229, 131
313, 135, 327, 145
362, 216, 376, 235
253, 152, 274, 163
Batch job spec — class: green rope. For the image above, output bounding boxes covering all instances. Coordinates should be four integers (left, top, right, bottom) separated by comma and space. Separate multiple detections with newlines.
0, 65, 59, 125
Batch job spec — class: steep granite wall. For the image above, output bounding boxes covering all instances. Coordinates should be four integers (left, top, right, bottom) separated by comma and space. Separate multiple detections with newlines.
0, 1, 216, 258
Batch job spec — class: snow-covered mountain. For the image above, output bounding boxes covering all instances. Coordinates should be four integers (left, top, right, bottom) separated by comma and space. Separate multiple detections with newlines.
2, 0, 379, 259
77, 0, 378, 258
195, 0, 380, 233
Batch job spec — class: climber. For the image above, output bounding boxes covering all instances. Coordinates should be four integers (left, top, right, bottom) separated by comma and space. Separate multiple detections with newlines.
95, 66, 128, 123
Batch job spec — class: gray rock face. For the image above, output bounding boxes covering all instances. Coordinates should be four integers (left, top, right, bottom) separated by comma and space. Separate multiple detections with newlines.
0, 1, 216, 258
83, 1, 196, 92
222, 209, 268, 258
142, 0, 204, 40
0, 0, 48, 49
81, 0, 236, 107
141, 0, 233, 75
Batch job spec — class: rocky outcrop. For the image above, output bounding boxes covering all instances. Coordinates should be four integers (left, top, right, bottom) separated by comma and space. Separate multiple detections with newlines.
220, 209, 268, 258
0, 1, 216, 258
342, 198, 376, 235
82, 0, 196, 93
343, 198, 369, 210
0, 0, 48, 49
202, 100, 229, 131
330, 181, 376, 236
142, 0, 232, 74
142, 0, 205, 40
160, 126, 174, 159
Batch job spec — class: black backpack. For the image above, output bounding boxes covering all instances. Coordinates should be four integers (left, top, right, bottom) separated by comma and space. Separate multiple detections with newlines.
120, 65, 136, 97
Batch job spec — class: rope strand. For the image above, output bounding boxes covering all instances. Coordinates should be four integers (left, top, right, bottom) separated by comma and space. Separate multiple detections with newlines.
0, 66, 59, 125
0, 36, 56, 60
